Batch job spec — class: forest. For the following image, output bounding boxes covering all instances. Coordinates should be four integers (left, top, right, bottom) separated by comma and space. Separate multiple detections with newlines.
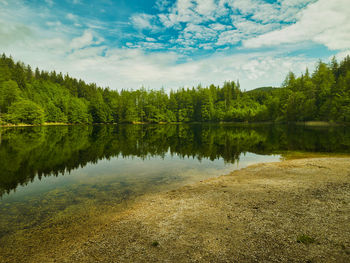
0, 53, 350, 125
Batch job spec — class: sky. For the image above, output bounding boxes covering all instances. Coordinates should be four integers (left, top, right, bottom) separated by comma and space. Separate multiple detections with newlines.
0, 0, 349, 91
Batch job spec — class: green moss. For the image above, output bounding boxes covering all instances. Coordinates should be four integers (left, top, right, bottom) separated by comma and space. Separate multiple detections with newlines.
297, 234, 315, 244
151, 241, 159, 247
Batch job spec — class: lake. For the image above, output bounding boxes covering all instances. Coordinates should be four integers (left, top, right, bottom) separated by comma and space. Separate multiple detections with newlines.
0, 124, 350, 258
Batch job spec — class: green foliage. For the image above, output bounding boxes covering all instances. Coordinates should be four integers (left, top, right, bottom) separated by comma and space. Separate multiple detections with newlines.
45, 102, 67, 123
0, 53, 349, 125
0, 80, 22, 112
68, 98, 90, 124
281, 58, 350, 122
0, 57, 11, 82
7, 100, 45, 124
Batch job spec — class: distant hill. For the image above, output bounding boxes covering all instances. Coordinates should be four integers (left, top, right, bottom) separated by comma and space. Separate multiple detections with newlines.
247, 87, 279, 93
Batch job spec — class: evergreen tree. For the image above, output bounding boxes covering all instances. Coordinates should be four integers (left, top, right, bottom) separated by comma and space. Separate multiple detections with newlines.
0, 53, 349, 125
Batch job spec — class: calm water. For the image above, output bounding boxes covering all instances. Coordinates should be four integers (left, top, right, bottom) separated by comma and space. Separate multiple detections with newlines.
0, 124, 350, 249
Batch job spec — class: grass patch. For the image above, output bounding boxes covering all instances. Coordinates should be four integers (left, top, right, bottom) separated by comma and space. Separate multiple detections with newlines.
297, 234, 315, 245
281, 151, 350, 160
151, 241, 159, 247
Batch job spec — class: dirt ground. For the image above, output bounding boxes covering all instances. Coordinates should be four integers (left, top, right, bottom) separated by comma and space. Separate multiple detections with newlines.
57, 158, 349, 263
3, 158, 350, 263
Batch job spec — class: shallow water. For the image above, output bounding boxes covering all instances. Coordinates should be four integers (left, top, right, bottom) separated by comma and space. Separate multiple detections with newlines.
0, 123, 349, 256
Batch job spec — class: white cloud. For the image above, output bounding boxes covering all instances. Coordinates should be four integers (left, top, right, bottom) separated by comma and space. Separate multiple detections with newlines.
131, 13, 159, 31
146, 37, 156, 42
44, 0, 54, 7
209, 23, 231, 31
158, 0, 207, 28
224, 0, 278, 23
195, 0, 216, 16
0, 21, 32, 46
155, 0, 171, 11
232, 17, 277, 35
216, 30, 241, 46
66, 13, 77, 21
0, 0, 347, 94
131, 42, 166, 50
183, 23, 217, 40
199, 43, 213, 50
0, 15, 319, 92
243, 0, 350, 50
70, 30, 95, 50
223, 0, 316, 23
46, 21, 62, 27
154, 0, 318, 50
3, 35, 318, 91
216, 17, 277, 46
157, 0, 229, 29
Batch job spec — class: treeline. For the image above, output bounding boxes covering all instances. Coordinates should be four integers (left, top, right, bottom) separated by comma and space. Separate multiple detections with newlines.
0, 53, 349, 124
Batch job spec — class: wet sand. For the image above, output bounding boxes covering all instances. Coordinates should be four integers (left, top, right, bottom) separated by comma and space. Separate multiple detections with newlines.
2, 158, 350, 262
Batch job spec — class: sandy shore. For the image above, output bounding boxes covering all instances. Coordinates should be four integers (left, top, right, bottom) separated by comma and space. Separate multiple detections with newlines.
2, 158, 350, 263
60, 158, 349, 263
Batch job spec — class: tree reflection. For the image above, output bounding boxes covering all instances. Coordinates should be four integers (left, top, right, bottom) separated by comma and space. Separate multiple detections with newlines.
1, 124, 349, 197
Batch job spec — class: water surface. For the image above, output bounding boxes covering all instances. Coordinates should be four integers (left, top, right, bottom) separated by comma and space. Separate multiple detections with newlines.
0, 124, 349, 256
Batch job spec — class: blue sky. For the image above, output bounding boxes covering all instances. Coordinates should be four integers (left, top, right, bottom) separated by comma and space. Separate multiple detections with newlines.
0, 0, 349, 91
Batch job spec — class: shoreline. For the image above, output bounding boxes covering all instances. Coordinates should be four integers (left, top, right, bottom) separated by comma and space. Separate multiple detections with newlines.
0, 122, 75, 128
70, 157, 350, 263
1, 121, 349, 128
2, 157, 348, 262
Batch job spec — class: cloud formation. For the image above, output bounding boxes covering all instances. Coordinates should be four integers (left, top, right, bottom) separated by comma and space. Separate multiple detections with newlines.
0, 0, 349, 92
244, 0, 350, 50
